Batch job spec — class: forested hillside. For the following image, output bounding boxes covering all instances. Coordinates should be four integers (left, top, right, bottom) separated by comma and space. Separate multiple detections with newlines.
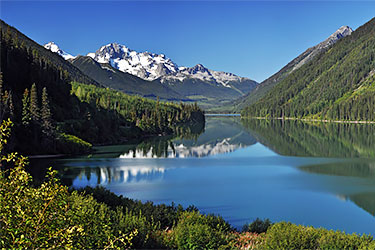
0, 20, 204, 155
242, 18, 375, 121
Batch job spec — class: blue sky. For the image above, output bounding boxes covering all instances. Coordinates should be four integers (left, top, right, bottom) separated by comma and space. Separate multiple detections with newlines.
1, 1, 374, 82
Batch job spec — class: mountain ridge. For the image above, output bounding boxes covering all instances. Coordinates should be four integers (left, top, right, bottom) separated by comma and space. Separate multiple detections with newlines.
242, 18, 375, 121
231, 25, 353, 112
46, 42, 258, 108
87, 42, 256, 89
70, 55, 189, 101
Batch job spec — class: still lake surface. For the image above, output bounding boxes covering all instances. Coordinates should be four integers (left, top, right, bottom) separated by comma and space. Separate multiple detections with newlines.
35, 116, 375, 234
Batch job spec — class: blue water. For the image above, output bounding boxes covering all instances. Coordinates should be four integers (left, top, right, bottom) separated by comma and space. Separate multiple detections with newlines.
52, 117, 375, 234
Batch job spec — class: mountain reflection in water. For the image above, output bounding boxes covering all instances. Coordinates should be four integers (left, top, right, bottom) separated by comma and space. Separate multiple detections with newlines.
73, 165, 166, 186
118, 117, 256, 158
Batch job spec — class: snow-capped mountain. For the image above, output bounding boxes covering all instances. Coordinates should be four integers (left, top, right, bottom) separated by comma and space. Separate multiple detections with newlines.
87, 43, 255, 87
161, 63, 252, 87
44, 41, 258, 108
44, 42, 75, 60
87, 43, 179, 81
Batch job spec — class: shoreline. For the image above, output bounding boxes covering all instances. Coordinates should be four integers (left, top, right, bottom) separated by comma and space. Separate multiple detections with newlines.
242, 116, 375, 124
28, 154, 66, 159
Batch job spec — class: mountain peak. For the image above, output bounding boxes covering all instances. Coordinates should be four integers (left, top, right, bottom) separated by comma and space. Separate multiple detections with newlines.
44, 41, 58, 51
88, 42, 179, 80
190, 64, 209, 73
44, 42, 75, 60
330, 25, 353, 40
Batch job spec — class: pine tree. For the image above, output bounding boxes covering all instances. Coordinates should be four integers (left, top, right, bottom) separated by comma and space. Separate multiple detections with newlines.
8, 91, 14, 119
0, 73, 3, 120
22, 89, 31, 127
30, 83, 39, 123
41, 87, 54, 137
2, 91, 9, 119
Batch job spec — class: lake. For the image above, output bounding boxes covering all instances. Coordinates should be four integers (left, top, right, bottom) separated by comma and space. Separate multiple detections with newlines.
32, 116, 375, 234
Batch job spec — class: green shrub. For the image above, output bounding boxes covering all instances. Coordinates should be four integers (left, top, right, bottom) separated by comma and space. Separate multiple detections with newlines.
265, 222, 374, 250
0, 165, 81, 249
265, 222, 323, 249
172, 211, 230, 249
0, 119, 80, 248
317, 230, 373, 250
111, 207, 161, 249
242, 218, 272, 234
79, 186, 199, 230
67, 192, 122, 248
57, 132, 92, 154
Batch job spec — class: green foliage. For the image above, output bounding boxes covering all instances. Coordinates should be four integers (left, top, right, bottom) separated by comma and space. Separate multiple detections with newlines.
41, 87, 54, 138
30, 83, 40, 123
0, 120, 137, 249
70, 81, 204, 135
66, 192, 143, 249
171, 211, 230, 250
78, 186, 198, 230
265, 222, 322, 249
56, 133, 92, 154
242, 218, 272, 234
264, 222, 374, 250
0, 73, 15, 121
0, 119, 80, 248
21, 88, 31, 124
242, 18, 375, 121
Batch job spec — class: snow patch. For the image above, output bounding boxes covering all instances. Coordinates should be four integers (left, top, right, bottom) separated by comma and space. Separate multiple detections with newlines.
44, 42, 75, 60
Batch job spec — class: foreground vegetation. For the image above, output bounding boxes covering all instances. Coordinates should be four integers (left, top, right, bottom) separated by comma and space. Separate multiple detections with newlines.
1, 120, 374, 249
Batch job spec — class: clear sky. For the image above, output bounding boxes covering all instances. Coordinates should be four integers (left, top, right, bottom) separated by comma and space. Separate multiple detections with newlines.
1, 1, 374, 82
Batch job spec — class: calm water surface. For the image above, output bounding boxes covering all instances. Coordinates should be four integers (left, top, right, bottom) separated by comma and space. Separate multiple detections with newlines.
35, 117, 375, 234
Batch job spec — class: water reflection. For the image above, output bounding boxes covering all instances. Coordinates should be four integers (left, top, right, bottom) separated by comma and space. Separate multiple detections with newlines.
118, 117, 256, 158
300, 160, 375, 217
241, 119, 375, 220
241, 119, 375, 158
29, 117, 375, 233
74, 165, 166, 186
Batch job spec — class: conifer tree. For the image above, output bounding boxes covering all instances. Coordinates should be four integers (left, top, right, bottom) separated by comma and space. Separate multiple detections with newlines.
0, 73, 3, 120
41, 87, 54, 137
30, 83, 39, 123
8, 92, 14, 119
2, 91, 9, 119
22, 89, 31, 127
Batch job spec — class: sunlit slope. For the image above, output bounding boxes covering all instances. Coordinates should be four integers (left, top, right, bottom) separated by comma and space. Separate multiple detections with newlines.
242, 18, 375, 121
